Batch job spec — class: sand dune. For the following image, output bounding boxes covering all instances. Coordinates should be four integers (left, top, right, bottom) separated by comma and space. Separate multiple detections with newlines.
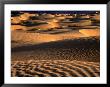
11, 28, 100, 45
27, 22, 60, 30
90, 15, 100, 21
11, 12, 100, 77
11, 25, 27, 31
40, 14, 55, 18
79, 29, 100, 37
60, 20, 92, 27
78, 15, 90, 19
11, 13, 36, 24
12, 37, 100, 62
11, 30, 87, 48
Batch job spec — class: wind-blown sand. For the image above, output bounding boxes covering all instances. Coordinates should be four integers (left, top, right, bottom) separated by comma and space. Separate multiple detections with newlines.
11, 30, 85, 46
11, 60, 100, 77
11, 34, 100, 77
79, 29, 99, 36
11, 12, 100, 77
12, 36, 99, 61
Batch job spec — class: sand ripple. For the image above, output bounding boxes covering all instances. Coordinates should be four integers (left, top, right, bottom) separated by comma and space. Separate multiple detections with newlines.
11, 60, 100, 77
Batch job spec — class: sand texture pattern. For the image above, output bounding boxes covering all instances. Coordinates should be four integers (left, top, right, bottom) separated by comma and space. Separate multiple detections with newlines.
11, 11, 100, 77
11, 60, 100, 77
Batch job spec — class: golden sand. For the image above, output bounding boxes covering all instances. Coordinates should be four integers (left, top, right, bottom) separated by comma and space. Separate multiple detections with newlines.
11, 12, 100, 77
11, 60, 100, 77
79, 29, 100, 37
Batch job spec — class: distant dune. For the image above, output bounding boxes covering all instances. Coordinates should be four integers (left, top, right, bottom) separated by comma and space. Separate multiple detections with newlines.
11, 25, 27, 31
11, 30, 89, 46
27, 22, 60, 30
79, 29, 100, 37
11, 12, 100, 31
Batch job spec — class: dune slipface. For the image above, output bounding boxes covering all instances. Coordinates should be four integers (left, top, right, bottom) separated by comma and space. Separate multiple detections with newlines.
11, 11, 100, 77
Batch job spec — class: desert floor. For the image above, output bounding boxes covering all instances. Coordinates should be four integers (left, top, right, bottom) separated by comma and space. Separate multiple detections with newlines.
11, 30, 100, 77
11, 12, 100, 77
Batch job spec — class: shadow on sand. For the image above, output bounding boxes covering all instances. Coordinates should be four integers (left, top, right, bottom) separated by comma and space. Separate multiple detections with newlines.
12, 38, 100, 53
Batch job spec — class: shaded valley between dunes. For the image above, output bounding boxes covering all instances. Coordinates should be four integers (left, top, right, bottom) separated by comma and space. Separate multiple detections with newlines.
12, 37, 100, 62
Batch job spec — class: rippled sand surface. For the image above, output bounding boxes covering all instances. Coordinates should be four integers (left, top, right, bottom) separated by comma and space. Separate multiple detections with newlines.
11, 60, 100, 77
11, 37, 100, 77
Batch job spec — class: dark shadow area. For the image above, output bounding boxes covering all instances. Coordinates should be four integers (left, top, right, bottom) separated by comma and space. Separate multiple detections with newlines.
12, 37, 100, 53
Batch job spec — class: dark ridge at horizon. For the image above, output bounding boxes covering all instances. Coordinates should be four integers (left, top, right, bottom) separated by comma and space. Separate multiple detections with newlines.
11, 11, 100, 15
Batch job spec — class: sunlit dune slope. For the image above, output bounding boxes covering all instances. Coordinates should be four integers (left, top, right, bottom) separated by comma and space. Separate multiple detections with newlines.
11, 30, 87, 44
11, 25, 27, 30
28, 22, 60, 30
79, 29, 100, 37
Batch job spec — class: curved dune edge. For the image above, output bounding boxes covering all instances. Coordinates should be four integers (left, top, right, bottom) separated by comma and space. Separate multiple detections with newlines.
11, 31, 85, 44
12, 29, 99, 45
11, 60, 100, 77
79, 29, 100, 37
